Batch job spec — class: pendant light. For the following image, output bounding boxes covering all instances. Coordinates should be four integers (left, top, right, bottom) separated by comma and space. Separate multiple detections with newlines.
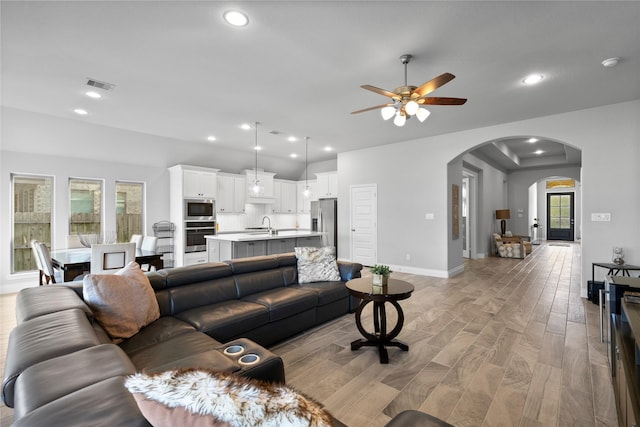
302, 136, 311, 198
249, 122, 263, 196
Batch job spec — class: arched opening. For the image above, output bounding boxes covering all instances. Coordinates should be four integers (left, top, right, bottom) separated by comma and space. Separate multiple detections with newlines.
448, 135, 582, 261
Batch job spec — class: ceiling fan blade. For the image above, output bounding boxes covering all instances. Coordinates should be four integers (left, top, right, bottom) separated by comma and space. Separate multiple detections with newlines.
418, 97, 467, 105
351, 103, 393, 115
412, 73, 456, 98
361, 85, 401, 100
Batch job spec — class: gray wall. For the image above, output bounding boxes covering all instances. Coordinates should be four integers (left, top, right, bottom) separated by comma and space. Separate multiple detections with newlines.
338, 100, 639, 297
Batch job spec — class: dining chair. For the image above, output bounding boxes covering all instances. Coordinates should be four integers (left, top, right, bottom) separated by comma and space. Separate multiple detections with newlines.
141, 236, 158, 252
140, 236, 159, 271
31, 240, 46, 285
90, 242, 136, 274
130, 234, 143, 249
66, 234, 84, 249
36, 241, 63, 284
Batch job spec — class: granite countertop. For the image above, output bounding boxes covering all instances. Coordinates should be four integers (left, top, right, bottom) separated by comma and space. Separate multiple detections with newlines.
205, 230, 324, 242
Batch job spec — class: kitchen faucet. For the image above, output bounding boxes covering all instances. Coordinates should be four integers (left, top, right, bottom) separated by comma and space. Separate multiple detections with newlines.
262, 215, 275, 235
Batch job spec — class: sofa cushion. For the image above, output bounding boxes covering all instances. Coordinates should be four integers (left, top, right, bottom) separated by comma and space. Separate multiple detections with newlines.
83, 261, 160, 342
15, 285, 93, 324
242, 287, 318, 322
119, 316, 197, 355
295, 246, 341, 283
168, 276, 239, 315
234, 269, 287, 297
176, 300, 270, 342
297, 281, 349, 306
161, 262, 233, 288
13, 344, 136, 419
126, 331, 227, 371
124, 369, 335, 427
12, 377, 148, 427
225, 255, 280, 275
2, 309, 101, 408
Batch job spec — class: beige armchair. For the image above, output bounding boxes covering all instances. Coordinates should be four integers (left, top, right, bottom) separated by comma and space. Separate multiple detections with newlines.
493, 233, 525, 259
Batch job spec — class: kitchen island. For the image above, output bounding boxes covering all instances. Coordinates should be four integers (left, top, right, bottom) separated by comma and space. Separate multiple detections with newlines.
206, 230, 324, 262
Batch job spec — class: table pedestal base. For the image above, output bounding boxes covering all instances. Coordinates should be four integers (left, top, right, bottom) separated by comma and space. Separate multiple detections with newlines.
350, 299, 408, 364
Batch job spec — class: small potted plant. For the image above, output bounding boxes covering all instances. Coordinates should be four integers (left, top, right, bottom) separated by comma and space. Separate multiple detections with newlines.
370, 264, 392, 286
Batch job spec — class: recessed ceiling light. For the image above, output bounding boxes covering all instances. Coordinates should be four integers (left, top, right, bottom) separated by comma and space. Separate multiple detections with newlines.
534, 150, 544, 155
73, 108, 88, 115
240, 123, 252, 130
527, 138, 538, 143
324, 146, 333, 152
602, 57, 620, 68
207, 136, 216, 142
223, 10, 249, 27
85, 91, 101, 99
288, 136, 297, 142
254, 146, 262, 151
522, 74, 544, 85
290, 153, 298, 158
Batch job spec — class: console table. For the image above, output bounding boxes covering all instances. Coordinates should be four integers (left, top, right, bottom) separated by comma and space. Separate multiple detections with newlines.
592, 262, 640, 284
346, 277, 414, 364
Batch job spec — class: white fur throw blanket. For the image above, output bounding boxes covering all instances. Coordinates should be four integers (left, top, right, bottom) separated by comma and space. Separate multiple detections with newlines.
125, 369, 335, 427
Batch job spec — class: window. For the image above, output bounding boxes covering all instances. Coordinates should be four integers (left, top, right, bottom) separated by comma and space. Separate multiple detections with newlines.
12, 174, 53, 273
69, 178, 102, 235
115, 181, 144, 242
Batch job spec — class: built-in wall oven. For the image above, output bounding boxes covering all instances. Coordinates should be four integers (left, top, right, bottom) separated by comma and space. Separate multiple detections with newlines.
185, 221, 216, 253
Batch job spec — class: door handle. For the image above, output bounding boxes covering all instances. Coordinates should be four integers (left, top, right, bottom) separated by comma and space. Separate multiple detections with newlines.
351, 229, 356, 232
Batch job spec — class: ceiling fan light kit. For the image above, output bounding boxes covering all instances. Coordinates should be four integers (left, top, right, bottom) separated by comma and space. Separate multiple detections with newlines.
352, 54, 467, 127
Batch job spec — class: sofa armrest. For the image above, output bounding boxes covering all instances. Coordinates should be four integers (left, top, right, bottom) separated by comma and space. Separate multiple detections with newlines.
337, 261, 363, 282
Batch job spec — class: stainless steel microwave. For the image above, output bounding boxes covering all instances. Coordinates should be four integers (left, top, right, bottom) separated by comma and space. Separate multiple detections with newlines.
184, 198, 215, 221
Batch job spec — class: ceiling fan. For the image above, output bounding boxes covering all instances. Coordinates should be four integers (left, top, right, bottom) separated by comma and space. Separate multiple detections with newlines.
351, 54, 467, 126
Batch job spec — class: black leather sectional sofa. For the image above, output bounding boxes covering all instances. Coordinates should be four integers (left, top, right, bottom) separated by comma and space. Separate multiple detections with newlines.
2, 252, 452, 427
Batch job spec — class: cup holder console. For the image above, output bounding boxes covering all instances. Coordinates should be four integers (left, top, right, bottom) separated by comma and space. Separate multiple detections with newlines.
223, 345, 245, 356
238, 353, 260, 365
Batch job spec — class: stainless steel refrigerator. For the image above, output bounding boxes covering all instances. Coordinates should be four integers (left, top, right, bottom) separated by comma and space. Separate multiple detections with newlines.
310, 198, 337, 252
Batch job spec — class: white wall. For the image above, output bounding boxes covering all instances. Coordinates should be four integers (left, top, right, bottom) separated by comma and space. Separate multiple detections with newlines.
0, 107, 335, 293
338, 100, 640, 296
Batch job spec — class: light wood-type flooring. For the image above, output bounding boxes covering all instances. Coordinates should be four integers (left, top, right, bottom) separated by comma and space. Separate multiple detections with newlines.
1, 242, 619, 426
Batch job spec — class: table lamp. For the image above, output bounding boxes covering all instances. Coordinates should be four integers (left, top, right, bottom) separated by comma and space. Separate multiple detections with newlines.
496, 209, 510, 236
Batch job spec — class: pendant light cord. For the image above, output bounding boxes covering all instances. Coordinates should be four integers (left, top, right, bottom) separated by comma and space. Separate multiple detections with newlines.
254, 122, 259, 183
304, 136, 309, 186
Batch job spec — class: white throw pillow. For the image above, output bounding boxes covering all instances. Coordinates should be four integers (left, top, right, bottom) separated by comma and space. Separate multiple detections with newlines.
295, 246, 341, 283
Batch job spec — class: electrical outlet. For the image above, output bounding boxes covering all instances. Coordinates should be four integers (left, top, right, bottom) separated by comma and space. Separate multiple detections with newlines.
405, 253, 411, 261
425, 213, 434, 220
591, 213, 611, 222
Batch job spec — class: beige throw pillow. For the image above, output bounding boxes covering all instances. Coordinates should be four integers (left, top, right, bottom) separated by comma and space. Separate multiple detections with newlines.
124, 369, 335, 427
83, 261, 160, 342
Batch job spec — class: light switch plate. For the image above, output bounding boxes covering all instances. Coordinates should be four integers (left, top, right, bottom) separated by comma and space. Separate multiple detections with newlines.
425, 213, 435, 220
591, 213, 611, 222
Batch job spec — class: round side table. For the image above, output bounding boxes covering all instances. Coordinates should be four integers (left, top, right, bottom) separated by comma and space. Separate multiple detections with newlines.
346, 277, 414, 364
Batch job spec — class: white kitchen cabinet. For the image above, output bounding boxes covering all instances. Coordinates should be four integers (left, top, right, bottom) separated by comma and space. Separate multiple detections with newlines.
272, 180, 297, 213
217, 174, 246, 213
183, 251, 208, 266
296, 180, 317, 213
183, 169, 217, 199
315, 172, 338, 198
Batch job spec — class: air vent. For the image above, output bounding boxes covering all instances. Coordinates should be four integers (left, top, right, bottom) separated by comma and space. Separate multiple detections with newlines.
268, 130, 282, 135
86, 78, 116, 91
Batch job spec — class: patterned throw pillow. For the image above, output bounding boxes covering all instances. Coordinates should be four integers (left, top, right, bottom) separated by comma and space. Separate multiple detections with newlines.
124, 369, 335, 427
294, 246, 341, 283
83, 261, 160, 342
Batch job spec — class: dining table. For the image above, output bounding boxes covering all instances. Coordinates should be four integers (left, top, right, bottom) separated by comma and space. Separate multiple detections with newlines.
51, 247, 164, 282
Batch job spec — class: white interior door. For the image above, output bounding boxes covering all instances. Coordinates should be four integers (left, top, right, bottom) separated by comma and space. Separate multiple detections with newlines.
350, 184, 377, 266
462, 176, 470, 258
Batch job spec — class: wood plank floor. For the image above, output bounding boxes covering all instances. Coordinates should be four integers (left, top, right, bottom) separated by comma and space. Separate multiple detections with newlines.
0, 242, 618, 426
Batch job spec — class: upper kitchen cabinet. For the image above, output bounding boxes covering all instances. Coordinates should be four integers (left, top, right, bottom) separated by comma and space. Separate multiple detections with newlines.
272, 180, 297, 214
296, 180, 317, 213
217, 173, 246, 213
169, 165, 220, 199
315, 172, 338, 198
244, 170, 276, 203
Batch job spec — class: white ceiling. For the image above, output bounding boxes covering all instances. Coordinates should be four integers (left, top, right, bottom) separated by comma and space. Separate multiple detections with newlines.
2, 1, 639, 168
